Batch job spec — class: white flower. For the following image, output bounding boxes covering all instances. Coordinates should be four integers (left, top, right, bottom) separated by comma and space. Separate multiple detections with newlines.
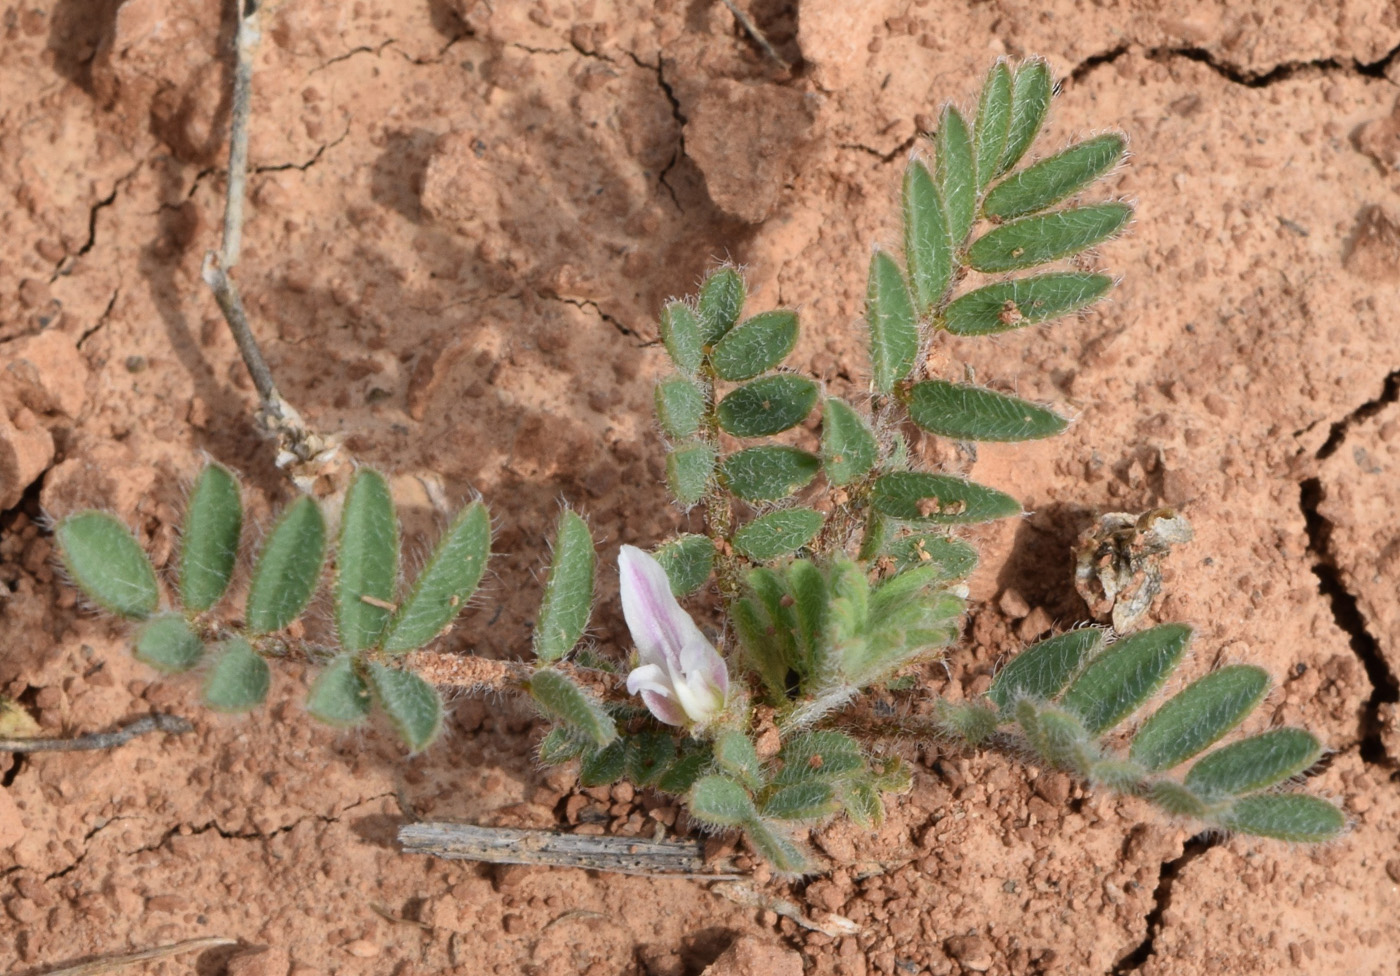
619, 545, 729, 728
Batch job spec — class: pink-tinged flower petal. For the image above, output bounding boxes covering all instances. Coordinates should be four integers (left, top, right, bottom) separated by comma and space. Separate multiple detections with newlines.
618, 545, 730, 728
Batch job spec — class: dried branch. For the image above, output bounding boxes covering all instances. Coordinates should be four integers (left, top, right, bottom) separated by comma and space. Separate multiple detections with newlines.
0, 714, 193, 753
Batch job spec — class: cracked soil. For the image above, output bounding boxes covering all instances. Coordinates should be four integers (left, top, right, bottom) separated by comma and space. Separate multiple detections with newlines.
1, 0, 1399, 974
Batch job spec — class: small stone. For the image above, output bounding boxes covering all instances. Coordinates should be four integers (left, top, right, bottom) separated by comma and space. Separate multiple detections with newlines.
700, 935, 803, 976
342, 939, 379, 959
1016, 606, 1053, 642
998, 588, 1030, 619
226, 946, 291, 976
945, 934, 993, 972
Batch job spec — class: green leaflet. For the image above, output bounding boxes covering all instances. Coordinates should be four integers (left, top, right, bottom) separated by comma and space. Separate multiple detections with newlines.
246, 496, 326, 634
306, 653, 371, 727
732, 509, 824, 561
179, 463, 242, 612
533, 511, 595, 663
55, 511, 159, 620
697, 268, 746, 344
134, 613, 206, 673
866, 250, 918, 394
655, 375, 705, 440
626, 732, 678, 786
974, 62, 1013, 192
652, 534, 715, 596
202, 638, 270, 712
998, 59, 1053, 177
1184, 728, 1322, 799
719, 447, 820, 502
942, 273, 1113, 336
1017, 699, 1095, 773
742, 818, 813, 874
538, 727, 588, 765
983, 133, 1126, 220
882, 533, 979, 578
665, 441, 717, 506
902, 160, 953, 314
1060, 623, 1192, 736
714, 730, 764, 791
579, 740, 627, 787
709, 310, 800, 381
1129, 665, 1271, 772
772, 731, 864, 786
1216, 794, 1345, 843
936, 105, 976, 245
967, 203, 1133, 273
368, 662, 443, 752
656, 749, 711, 794
528, 668, 616, 747
717, 375, 819, 438
380, 502, 490, 653
761, 781, 839, 821
336, 468, 398, 652
871, 471, 1021, 524
821, 398, 878, 487
1147, 780, 1209, 819
987, 628, 1104, 711
905, 380, 1068, 442
688, 775, 757, 827
659, 301, 703, 375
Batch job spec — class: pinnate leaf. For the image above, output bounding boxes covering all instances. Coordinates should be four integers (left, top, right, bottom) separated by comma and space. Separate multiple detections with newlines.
533, 510, 595, 662
905, 380, 1068, 442
381, 502, 490, 653
866, 250, 918, 394
1217, 794, 1345, 843
202, 638, 270, 712
988, 627, 1103, 711
528, 668, 616, 747
652, 534, 715, 596
336, 468, 398, 652
719, 447, 819, 502
709, 310, 799, 381
179, 463, 242, 612
1061, 623, 1192, 735
983, 133, 1126, 219
821, 398, 878, 486
943, 273, 1113, 336
732, 508, 824, 561
1184, 728, 1322, 799
1130, 665, 1270, 772
56, 511, 159, 620
368, 662, 443, 752
871, 471, 1021, 524
247, 496, 326, 634
697, 268, 745, 343
307, 653, 371, 727
902, 160, 952, 314
717, 375, 818, 438
134, 613, 205, 673
967, 203, 1132, 273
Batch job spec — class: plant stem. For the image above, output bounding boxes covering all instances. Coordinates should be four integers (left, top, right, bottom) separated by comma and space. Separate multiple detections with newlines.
0, 713, 193, 753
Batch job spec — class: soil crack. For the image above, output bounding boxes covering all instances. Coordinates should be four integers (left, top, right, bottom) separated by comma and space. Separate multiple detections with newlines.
310, 39, 397, 75
1111, 833, 1218, 974
251, 126, 351, 175
545, 293, 640, 342
1069, 41, 1400, 87
76, 288, 120, 349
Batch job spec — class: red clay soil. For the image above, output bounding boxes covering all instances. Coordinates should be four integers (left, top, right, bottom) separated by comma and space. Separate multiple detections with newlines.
2, 1, 1399, 974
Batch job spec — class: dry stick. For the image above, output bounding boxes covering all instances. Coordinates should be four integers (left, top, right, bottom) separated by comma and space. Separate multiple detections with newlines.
718, 0, 789, 71
29, 937, 238, 976
200, 0, 336, 473
0, 714, 193, 753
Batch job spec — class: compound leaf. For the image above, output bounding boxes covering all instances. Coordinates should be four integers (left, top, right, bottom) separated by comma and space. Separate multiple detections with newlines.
202, 638, 270, 712
381, 501, 490, 653
1061, 623, 1192, 735
336, 468, 398, 652
247, 496, 326, 634
179, 463, 242, 612
56, 511, 159, 620
710, 310, 799, 381
902, 160, 953, 314
871, 471, 1021, 524
943, 273, 1113, 336
306, 653, 371, 727
984, 133, 1126, 219
732, 509, 824, 561
1130, 665, 1271, 772
905, 380, 1068, 442
717, 375, 819, 438
719, 447, 820, 502
368, 662, 442, 752
866, 250, 918, 394
533, 510, 595, 663
134, 613, 206, 673
967, 203, 1132, 273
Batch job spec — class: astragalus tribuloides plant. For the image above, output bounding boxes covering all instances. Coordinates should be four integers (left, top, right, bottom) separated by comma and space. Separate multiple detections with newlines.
53, 58, 1344, 874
